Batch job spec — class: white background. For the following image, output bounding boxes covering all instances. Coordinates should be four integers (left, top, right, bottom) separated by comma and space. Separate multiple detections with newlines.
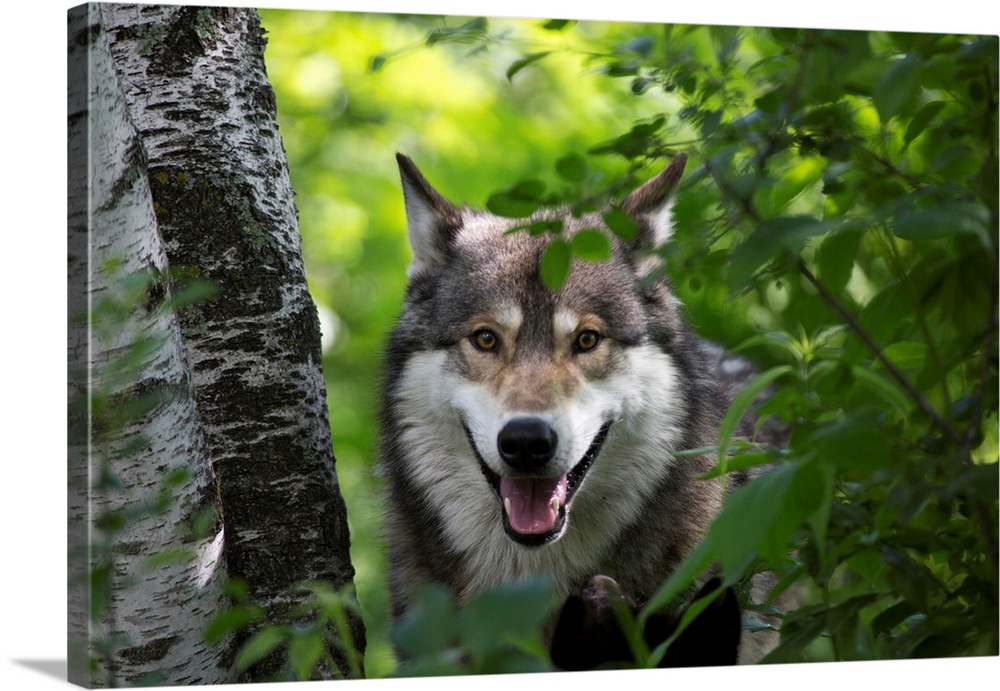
3, 1, 997, 690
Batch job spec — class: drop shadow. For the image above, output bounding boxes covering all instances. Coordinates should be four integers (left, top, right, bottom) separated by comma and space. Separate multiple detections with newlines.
11, 659, 66, 682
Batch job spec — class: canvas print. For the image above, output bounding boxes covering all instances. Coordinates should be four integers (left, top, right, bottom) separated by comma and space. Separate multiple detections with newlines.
68, 2, 998, 687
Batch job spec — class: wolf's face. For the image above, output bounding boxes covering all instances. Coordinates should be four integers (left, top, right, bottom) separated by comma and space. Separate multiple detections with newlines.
386, 154, 690, 551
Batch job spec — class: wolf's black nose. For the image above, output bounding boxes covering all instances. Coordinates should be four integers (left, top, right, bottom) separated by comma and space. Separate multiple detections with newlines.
497, 417, 558, 470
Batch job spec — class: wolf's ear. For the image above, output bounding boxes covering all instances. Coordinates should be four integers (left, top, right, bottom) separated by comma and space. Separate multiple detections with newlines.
396, 153, 463, 277
621, 153, 686, 251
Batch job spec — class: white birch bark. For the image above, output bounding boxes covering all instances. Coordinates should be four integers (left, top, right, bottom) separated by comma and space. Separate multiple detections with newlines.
68, 4, 229, 686
90, 3, 362, 681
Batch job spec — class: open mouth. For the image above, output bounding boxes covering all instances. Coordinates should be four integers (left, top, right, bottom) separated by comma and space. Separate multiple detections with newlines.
462, 420, 613, 547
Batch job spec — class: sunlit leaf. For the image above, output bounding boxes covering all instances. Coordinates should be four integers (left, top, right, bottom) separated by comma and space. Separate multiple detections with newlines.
288, 633, 325, 681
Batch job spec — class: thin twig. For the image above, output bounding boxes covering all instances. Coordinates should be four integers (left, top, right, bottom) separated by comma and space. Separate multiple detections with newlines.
796, 259, 963, 447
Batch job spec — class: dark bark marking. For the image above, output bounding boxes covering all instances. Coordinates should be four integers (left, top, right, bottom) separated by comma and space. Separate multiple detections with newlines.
119, 635, 181, 665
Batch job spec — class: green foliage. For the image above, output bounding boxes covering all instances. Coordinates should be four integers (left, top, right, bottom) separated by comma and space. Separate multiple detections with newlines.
206, 580, 365, 682
391, 578, 560, 676
258, 10, 998, 674
619, 27, 999, 663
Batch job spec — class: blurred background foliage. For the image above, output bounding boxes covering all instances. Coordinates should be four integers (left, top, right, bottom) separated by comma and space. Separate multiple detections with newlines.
256, 9, 997, 678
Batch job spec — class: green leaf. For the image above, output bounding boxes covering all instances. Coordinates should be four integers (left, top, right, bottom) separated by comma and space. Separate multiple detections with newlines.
555, 153, 588, 182
391, 584, 458, 657
541, 19, 572, 31
758, 157, 823, 215
142, 547, 196, 571
205, 605, 264, 646
710, 462, 800, 577
456, 577, 559, 655
506, 219, 562, 236
603, 206, 637, 241
506, 52, 550, 81
846, 280, 910, 363
713, 459, 831, 576
788, 460, 835, 555
540, 239, 571, 291
426, 18, 488, 46
728, 216, 831, 291
816, 227, 861, 296
846, 549, 887, 588
717, 365, 793, 469
873, 54, 922, 122
166, 277, 218, 309
761, 605, 828, 663
631, 77, 653, 95
288, 633, 324, 681
879, 341, 929, 371
700, 109, 722, 137
880, 546, 943, 611
486, 179, 547, 218
648, 585, 725, 666
892, 202, 990, 241
603, 61, 639, 78
902, 101, 946, 150
569, 229, 611, 262
234, 626, 286, 672
588, 117, 665, 158
639, 539, 715, 624
851, 366, 913, 416
806, 408, 894, 472
755, 86, 789, 115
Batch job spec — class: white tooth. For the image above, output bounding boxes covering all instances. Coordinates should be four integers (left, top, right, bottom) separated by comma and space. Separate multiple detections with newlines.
550, 496, 560, 513
504, 497, 511, 516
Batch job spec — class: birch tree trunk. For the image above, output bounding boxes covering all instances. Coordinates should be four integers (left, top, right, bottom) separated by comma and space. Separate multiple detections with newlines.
68, 5, 229, 686
69, 2, 362, 685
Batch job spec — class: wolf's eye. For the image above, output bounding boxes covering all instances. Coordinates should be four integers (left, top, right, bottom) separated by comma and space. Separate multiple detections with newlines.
574, 329, 601, 353
471, 329, 499, 352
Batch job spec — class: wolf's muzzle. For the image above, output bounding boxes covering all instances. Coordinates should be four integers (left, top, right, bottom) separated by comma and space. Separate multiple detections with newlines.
497, 417, 558, 471
463, 415, 612, 546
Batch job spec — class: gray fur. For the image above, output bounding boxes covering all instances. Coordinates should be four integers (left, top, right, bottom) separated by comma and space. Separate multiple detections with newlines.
380, 154, 779, 664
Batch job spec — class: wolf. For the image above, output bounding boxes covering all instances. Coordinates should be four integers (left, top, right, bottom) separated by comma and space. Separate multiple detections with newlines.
380, 152, 780, 665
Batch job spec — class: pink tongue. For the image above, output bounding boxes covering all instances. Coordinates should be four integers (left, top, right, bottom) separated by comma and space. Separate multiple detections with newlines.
499, 474, 568, 535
